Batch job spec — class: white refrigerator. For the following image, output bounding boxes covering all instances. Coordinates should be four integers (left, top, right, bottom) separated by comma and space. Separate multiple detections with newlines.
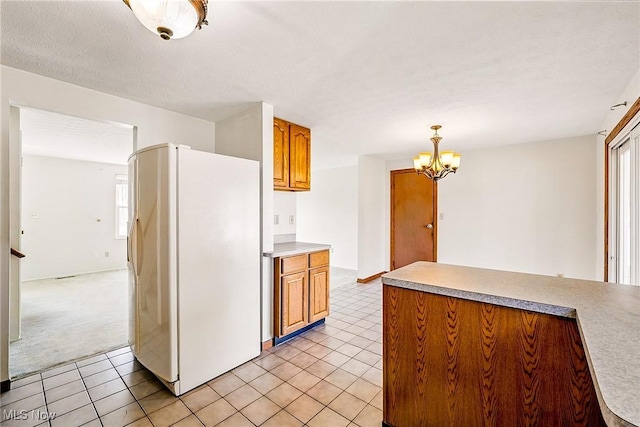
127, 143, 261, 396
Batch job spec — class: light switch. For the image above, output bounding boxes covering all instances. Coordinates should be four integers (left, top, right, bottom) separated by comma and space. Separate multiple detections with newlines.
289, 215, 294, 225
274, 214, 279, 225
439, 213, 445, 220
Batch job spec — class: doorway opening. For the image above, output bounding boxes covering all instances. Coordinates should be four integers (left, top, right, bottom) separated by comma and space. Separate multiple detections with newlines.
9, 107, 134, 377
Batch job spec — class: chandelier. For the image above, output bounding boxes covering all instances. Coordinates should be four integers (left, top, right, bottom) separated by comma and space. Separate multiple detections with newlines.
413, 125, 461, 181
124, 0, 208, 40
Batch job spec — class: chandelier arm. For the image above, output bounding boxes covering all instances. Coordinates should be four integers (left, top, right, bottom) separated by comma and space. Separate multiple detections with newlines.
439, 169, 452, 180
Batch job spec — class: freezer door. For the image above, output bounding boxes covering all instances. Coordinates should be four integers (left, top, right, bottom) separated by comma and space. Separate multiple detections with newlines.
127, 156, 138, 353
131, 145, 178, 383
176, 149, 261, 392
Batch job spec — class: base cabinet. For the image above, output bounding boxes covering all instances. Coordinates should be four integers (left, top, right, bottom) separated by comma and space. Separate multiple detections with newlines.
275, 250, 330, 338
383, 285, 606, 427
309, 267, 329, 323
281, 272, 308, 335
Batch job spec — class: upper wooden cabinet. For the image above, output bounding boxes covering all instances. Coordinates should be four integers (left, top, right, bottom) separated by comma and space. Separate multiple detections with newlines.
288, 124, 311, 190
274, 118, 311, 191
273, 118, 289, 189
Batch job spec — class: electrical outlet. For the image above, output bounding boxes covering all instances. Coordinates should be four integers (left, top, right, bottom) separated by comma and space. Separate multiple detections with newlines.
105, 251, 110, 257
274, 214, 279, 225
439, 213, 444, 220
93, 252, 99, 258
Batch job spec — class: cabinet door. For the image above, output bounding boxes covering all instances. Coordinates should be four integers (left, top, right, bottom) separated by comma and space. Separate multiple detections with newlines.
309, 266, 329, 323
281, 272, 308, 335
273, 118, 289, 189
289, 124, 311, 190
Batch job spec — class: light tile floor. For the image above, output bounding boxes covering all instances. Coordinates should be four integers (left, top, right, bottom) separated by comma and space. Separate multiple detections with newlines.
1, 280, 383, 427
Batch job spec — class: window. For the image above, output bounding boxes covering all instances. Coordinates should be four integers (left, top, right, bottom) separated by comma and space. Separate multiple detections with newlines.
609, 126, 639, 285
115, 174, 128, 239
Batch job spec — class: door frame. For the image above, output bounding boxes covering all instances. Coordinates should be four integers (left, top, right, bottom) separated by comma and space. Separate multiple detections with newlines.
7, 104, 137, 379
604, 97, 640, 281
9, 106, 22, 343
390, 168, 438, 270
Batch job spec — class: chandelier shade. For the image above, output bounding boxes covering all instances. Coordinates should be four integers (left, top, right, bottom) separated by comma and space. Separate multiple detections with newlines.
413, 125, 461, 181
124, 0, 208, 40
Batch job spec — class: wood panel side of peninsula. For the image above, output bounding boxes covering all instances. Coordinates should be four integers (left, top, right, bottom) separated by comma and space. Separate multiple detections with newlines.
383, 285, 605, 427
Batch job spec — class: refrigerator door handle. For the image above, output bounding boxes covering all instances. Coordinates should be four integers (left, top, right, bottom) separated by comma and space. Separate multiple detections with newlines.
128, 216, 140, 280
127, 226, 133, 264
135, 218, 142, 277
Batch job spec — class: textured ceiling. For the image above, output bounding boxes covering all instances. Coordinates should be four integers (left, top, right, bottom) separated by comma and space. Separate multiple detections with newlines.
2, 1, 639, 169
21, 108, 133, 165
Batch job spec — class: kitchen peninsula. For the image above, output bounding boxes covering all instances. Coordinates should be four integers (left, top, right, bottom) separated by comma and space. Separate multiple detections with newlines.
382, 262, 639, 427
265, 242, 331, 345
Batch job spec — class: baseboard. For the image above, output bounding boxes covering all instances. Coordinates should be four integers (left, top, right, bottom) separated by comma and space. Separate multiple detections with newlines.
1, 379, 10, 393
22, 267, 127, 283
274, 318, 325, 346
357, 271, 387, 283
261, 339, 273, 352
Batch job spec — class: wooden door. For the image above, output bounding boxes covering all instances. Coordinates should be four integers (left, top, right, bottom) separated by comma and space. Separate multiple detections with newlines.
281, 272, 308, 335
309, 266, 329, 322
390, 169, 437, 270
273, 118, 289, 189
289, 124, 311, 190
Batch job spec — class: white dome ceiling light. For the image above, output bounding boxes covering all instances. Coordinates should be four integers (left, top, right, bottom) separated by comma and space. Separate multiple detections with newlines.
124, 0, 208, 40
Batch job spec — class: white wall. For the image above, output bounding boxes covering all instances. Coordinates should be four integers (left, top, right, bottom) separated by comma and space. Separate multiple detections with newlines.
273, 191, 297, 237
384, 136, 600, 280
214, 102, 275, 343
357, 156, 386, 279
297, 166, 358, 270
21, 155, 128, 281
596, 68, 640, 280
1, 66, 216, 382
435, 135, 598, 280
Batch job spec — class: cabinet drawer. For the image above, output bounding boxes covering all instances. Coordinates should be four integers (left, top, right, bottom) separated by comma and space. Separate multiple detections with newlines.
309, 250, 329, 268
281, 254, 308, 274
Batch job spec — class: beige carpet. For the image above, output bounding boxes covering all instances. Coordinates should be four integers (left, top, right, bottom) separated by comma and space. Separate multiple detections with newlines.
9, 269, 129, 378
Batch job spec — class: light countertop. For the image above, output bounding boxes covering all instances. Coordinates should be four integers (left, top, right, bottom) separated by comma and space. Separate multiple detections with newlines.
263, 242, 331, 258
382, 262, 640, 427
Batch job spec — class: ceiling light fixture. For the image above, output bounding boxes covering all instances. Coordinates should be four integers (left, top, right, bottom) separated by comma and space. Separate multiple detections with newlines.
124, 0, 208, 40
413, 125, 461, 181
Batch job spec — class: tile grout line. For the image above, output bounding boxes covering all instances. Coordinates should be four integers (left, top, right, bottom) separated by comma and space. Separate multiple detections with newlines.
4, 280, 384, 427
77, 359, 104, 427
